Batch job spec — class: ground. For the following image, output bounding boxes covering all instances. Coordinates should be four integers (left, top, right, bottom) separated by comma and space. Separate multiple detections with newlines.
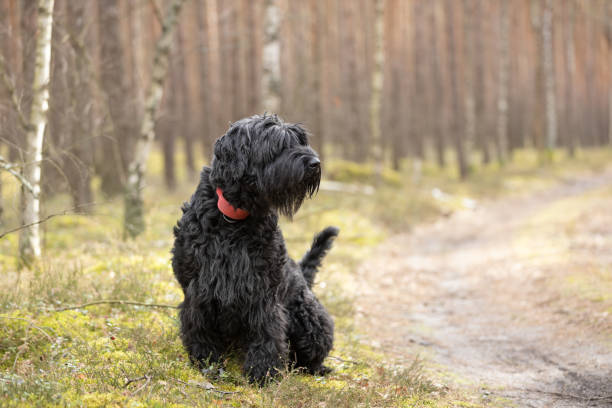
356, 166, 612, 407
1, 148, 611, 407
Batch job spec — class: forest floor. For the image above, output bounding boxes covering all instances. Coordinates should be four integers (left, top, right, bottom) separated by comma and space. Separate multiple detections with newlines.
1, 148, 612, 407
356, 163, 612, 407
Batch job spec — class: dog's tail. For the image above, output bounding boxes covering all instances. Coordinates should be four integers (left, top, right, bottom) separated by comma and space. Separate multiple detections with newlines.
299, 226, 339, 289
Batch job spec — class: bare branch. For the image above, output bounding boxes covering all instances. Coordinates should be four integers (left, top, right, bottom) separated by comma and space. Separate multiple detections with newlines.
123, 375, 149, 388
0, 154, 37, 196
0, 202, 97, 239
327, 355, 366, 366
170, 378, 240, 396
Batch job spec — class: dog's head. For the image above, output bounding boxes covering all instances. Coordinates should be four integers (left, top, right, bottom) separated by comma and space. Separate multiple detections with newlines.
210, 114, 321, 218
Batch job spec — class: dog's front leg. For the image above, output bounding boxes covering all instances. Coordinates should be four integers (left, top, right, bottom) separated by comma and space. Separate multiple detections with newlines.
179, 303, 224, 369
243, 304, 289, 384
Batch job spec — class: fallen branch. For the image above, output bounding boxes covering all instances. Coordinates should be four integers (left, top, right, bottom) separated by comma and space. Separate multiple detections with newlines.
171, 378, 240, 396
48, 299, 178, 312
123, 375, 149, 388
129, 375, 151, 396
0, 315, 54, 342
327, 355, 366, 366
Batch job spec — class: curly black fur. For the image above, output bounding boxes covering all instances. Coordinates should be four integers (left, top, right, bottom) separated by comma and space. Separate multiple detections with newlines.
172, 114, 338, 384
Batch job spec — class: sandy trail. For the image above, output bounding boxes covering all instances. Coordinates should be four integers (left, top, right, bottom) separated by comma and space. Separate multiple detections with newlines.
356, 172, 612, 407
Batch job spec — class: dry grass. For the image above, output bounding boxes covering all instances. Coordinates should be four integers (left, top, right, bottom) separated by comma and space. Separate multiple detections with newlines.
1, 147, 611, 407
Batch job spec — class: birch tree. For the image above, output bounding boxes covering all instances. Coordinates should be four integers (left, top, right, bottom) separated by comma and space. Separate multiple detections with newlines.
18, 0, 54, 265
262, 0, 281, 113
124, 0, 187, 238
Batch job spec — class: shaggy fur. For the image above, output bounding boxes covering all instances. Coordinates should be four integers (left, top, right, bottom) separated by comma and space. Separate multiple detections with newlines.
172, 114, 338, 384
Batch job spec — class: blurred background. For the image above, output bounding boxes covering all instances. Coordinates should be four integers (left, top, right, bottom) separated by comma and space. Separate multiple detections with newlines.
1, 0, 611, 208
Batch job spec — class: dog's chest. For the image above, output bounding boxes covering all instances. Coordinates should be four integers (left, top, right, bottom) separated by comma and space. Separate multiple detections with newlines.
200, 226, 286, 307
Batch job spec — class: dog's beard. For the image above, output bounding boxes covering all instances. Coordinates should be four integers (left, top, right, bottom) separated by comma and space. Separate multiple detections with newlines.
264, 160, 321, 218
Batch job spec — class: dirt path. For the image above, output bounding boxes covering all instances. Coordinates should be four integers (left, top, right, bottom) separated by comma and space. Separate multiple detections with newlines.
355, 172, 612, 408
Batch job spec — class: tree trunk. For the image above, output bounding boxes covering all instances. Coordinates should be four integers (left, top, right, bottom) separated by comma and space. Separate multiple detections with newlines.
542, 0, 556, 152
530, 0, 545, 151
606, 1, 612, 146
124, 0, 186, 239
195, 1, 212, 157
370, 0, 384, 179
496, 0, 510, 163
445, 0, 468, 179
473, 0, 490, 164
245, 0, 260, 114
175, 26, 194, 177
564, 0, 576, 156
462, 0, 476, 160
18, 0, 54, 266
584, 3, 595, 147
97, 0, 130, 196
204, 0, 222, 150
430, 2, 445, 168
0, 0, 23, 163
411, 0, 425, 160
262, 0, 281, 113
309, 0, 324, 159
66, 0, 93, 211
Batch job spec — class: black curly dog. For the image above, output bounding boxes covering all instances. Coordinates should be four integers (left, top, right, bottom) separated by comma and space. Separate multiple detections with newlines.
172, 114, 338, 383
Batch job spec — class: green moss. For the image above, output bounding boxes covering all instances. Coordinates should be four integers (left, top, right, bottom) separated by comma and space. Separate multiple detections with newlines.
3, 147, 611, 406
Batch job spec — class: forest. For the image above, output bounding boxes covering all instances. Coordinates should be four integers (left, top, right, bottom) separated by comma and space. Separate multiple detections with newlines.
1, 0, 612, 407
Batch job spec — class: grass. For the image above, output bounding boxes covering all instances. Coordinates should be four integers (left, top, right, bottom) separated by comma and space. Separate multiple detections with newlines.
1, 147, 612, 407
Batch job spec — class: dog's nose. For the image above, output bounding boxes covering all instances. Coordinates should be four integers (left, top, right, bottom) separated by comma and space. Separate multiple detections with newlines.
308, 157, 321, 168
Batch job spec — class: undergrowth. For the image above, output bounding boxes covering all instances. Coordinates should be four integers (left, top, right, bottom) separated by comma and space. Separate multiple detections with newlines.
1, 147, 611, 407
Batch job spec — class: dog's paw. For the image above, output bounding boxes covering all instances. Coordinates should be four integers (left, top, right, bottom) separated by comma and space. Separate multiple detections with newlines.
312, 365, 333, 376
247, 366, 280, 386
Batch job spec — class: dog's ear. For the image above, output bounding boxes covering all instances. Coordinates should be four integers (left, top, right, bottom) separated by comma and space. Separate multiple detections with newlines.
210, 124, 251, 185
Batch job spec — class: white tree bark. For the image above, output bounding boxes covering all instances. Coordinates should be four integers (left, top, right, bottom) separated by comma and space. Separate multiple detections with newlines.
370, 0, 384, 180
18, 0, 54, 265
123, 0, 187, 238
262, 0, 281, 113
542, 0, 556, 150
496, 0, 510, 162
